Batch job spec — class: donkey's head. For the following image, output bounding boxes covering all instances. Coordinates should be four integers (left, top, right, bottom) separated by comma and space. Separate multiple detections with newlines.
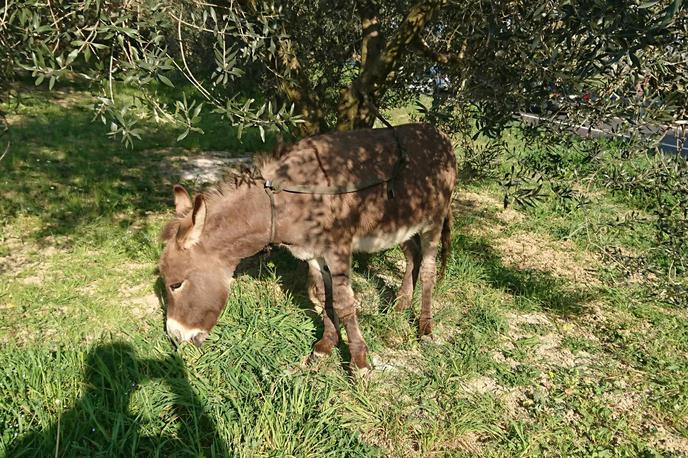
159, 185, 237, 347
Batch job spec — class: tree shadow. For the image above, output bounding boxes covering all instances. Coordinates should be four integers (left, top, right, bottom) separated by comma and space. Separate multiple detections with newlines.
454, 232, 596, 316
1, 87, 268, 243
7, 342, 227, 457
351, 220, 595, 319
2, 107, 171, 240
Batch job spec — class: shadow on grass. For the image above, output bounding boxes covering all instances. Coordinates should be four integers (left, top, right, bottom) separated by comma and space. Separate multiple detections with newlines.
7, 342, 226, 457
231, 225, 593, 358
1, 87, 269, 242
349, 196, 595, 318
454, 232, 595, 315
234, 248, 377, 372
354, 252, 403, 313
235, 248, 315, 314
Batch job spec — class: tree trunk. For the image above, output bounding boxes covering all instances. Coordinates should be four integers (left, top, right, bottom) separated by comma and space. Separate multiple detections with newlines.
336, 0, 447, 132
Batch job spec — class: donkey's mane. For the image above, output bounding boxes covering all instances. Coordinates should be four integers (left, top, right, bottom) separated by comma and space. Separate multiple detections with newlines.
204, 149, 278, 201
161, 146, 285, 242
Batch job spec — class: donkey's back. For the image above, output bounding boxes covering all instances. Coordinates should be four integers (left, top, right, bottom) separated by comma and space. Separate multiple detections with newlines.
261, 122, 456, 251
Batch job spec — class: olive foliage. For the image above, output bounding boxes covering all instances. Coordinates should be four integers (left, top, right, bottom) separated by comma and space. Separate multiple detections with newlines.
2, 1, 686, 137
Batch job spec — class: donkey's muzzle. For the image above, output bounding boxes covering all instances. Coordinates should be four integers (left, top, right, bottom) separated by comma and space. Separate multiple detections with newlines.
166, 318, 209, 347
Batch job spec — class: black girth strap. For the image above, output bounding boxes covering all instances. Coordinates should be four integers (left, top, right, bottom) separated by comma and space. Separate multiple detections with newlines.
264, 180, 278, 246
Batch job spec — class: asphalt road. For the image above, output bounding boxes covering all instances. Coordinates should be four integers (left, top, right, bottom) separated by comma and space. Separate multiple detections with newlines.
519, 113, 688, 156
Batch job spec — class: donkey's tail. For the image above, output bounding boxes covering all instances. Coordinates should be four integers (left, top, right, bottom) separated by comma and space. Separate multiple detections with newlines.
438, 207, 453, 280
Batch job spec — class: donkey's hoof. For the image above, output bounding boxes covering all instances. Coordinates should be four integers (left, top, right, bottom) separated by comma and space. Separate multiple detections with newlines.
394, 295, 412, 311
419, 320, 434, 337
420, 334, 435, 345
313, 338, 336, 356
310, 350, 329, 359
349, 345, 370, 372
351, 363, 372, 379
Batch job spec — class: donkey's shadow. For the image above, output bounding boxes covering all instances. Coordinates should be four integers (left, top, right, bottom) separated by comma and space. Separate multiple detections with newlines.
234, 248, 323, 339
233, 248, 407, 368
235, 248, 402, 317
7, 342, 226, 457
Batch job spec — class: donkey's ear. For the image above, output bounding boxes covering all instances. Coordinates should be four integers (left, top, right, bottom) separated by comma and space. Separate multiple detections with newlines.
173, 184, 192, 216
180, 194, 207, 249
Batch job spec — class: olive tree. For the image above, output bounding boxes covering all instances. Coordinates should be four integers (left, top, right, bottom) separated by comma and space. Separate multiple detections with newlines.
2, 1, 686, 136
1, 0, 686, 299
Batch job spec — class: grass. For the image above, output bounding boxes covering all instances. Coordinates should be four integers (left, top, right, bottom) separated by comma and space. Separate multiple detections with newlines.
1, 84, 687, 457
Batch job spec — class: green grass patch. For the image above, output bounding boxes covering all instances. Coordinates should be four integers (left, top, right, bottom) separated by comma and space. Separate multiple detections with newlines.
2, 85, 687, 456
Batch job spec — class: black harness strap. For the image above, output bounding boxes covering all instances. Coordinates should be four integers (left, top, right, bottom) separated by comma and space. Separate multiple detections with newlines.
263, 177, 390, 195
263, 180, 278, 246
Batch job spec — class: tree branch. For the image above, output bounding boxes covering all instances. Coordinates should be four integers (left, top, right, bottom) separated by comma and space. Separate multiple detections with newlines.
359, 1, 383, 72
412, 36, 464, 65
337, 0, 447, 130
275, 37, 326, 136
0, 140, 9, 163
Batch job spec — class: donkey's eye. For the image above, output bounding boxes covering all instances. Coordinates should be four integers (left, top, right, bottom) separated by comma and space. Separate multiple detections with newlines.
170, 282, 183, 291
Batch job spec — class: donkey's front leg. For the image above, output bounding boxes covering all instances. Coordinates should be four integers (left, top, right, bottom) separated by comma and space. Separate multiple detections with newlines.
307, 259, 340, 357
325, 251, 369, 371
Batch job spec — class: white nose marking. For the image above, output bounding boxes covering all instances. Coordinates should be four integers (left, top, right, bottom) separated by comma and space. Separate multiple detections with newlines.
166, 317, 206, 344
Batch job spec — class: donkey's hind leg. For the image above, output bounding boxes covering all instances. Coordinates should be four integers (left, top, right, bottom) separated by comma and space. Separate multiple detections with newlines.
308, 258, 340, 357
395, 235, 421, 311
418, 228, 442, 337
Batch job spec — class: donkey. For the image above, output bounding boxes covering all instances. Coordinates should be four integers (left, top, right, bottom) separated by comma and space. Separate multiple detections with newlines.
159, 122, 456, 371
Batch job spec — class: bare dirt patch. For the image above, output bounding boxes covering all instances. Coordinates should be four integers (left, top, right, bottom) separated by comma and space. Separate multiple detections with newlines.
505, 312, 552, 338
0, 236, 36, 276
505, 312, 594, 369
0, 233, 63, 278
457, 191, 502, 209
533, 332, 580, 368
439, 432, 483, 455
461, 374, 533, 423
120, 277, 161, 318
371, 348, 422, 374
126, 294, 161, 320
160, 152, 252, 184
454, 191, 600, 287
650, 425, 688, 455
462, 375, 503, 395
491, 349, 519, 369
603, 390, 642, 420
120, 280, 161, 320
455, 191, 524, 235
20, 275, 44, 285
507, 311, 552, 327
495, 232, 599, 285
555, 315, 602, 344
